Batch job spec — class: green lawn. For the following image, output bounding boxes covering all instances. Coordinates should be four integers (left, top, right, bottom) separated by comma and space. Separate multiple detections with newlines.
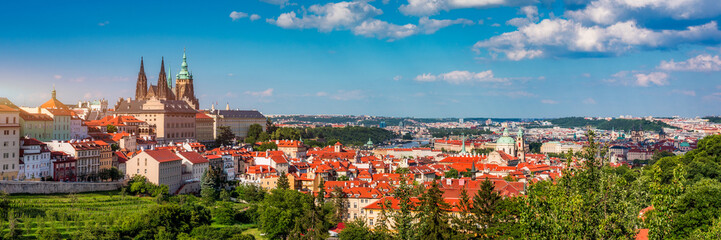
242, 227, 268, 240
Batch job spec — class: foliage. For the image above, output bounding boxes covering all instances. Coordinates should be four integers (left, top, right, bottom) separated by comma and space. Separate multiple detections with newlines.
106, 124, 118, 133
471, 148, 494, 155
259, 189, 310, 239
254, 142, 277, 151
98, 167, 122, 181
332, 186, 348, 223
402, 132, 413, 140
339, 219, 376, 240
416, 181, 453, 240
301, 126, 397, 146
390, 174, 416, 239
549, 117, 673, 131
271, 127, 301, 140
704, 116, 721, 123
276, 172, 290, 190
521, 130, 642, 239
528, 141, 542, 153
235, 184, 266, 203
126, 175, 169, 198
444, 169, 459, 179
215, 126, 236, 146
37, 226, 62, 240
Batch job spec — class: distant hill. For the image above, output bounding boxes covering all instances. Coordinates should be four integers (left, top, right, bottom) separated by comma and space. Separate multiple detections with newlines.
549, 117, 673, 132
704, 116, 721, 123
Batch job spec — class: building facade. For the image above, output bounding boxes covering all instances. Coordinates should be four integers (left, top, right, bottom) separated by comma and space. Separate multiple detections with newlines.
125, 149, 183, 194
0, 105, 20, 180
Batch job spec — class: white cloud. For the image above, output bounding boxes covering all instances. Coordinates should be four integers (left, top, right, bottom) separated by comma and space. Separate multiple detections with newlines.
541, 99, 559, 104
393, 75, 403, 81
98, 21, 109, 26
260, 0, 290, 7
659, 54, 721, 72
315, 91, 328, 97
566, 0, 721, 26
250, 14, 261, 21
245, 88, 274, 97
399, 0, 536, 16
230, 11, 249, 21
583, 98, 597, 104
53, 75, 62, 79
635, 72, 668, 87
506, 6, 539, 27
474, 19, 721, 60
413, 70, 508, 84
485, 91, 536, 98
672, 89, 696, 96
268, 1, 471, 40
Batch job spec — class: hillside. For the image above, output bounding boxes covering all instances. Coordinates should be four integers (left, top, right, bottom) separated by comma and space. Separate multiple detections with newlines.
549, 117, 673, 132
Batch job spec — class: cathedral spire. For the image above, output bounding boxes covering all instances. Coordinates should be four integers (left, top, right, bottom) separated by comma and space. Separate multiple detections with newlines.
158, 57, 168, 99
135, 57, 148, 100
177, 48, 191, 79
167, 65, 173, 89
51, 85, 56, 99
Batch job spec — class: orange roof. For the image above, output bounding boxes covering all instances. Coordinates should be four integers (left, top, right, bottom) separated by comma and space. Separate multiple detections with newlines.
0, 105, 18, 112
196, 112, 213, 119
40, 96, 69, 110
179, 151, 209, 164
145, 149, 182, 163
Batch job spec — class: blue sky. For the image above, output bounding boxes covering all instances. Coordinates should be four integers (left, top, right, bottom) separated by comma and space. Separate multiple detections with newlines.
1, 0, 720, 118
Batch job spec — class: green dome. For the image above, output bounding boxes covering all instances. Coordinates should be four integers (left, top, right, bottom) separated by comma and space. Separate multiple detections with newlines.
497, 136, 515, 145
497, 128, 515, 144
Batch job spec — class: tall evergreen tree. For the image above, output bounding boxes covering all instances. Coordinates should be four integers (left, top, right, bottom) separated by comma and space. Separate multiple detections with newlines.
316, 179, 326, 206
391, 175, 416, 239
417, 181, 454, 240
472, 179, 503, 239
276, 172, 290, 190
332, 186, 348, 223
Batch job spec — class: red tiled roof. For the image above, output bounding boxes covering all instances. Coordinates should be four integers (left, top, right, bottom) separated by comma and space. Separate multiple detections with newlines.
179, 151, 209, 164
145, 149, 182, 163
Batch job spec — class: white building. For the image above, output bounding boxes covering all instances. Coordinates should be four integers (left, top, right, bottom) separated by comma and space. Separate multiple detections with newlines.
177, 151, 209, 182
19, 138, 51, 180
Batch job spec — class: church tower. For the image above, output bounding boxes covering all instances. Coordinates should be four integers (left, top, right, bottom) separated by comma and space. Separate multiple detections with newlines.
516, 128, 526, 160
156, 57, 174, 100
175, 49, 199, 109
135, 57, 148, 100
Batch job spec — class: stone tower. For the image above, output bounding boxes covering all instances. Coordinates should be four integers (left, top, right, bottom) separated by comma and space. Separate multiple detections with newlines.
516, 128, 525, 160
174, 49, 199, 109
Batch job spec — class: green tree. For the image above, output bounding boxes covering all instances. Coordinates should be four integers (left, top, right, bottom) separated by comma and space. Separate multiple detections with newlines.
215, 126, 236, 146
444, 169, 459, 179
471, 179, 504, 238
339, 219, 375, 240
106, 124, 118, 133
37, 227, 62, 240
259, 189, 309, 239
332, 186, 348, 223
316, 179, 326, 205
391, 175, 416, 239
416, 181, 453, 240
276, 172, 289, 190
247, 124, 263, 139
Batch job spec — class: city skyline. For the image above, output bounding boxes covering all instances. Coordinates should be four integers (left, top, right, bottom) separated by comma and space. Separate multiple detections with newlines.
1, 0, 721, 118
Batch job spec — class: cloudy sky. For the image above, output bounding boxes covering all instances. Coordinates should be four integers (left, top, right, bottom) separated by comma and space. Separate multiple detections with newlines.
1, 0, 720, 118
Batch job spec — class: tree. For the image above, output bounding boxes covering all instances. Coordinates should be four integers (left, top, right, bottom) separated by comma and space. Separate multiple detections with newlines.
247, 124, 263, 139
215, 126, 236, 146
339, 219, 375, 240
395, 168, 410, 174
471, 179, 504, 238
259, 189, 309, 239
451, 187, 475, 238
110, 143, 120, 151
235, 184, 266, 203
266, 118, 278, 134
255, 142, 277, 152
391, 174, 416, 239
277, 172, 290, 190
337, 175, 350, 181
316, 179, 326, 205
444, 169, 459, 179
402, 133, 413, 140
106, 124, 118, 133
37, 227, 63, 240
332, 186, 348, 223
416, 181, 453, 240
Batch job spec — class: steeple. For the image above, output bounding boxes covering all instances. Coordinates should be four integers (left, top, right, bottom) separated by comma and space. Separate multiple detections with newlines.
51, 85, 56, 99
167, 65, 173, 89
460, 134, 467, 154
135, 57, 148, 100
470, 160, 477, 181
177, 48, 191, 79
226, 102, 230, 110
157, 57, 168, 99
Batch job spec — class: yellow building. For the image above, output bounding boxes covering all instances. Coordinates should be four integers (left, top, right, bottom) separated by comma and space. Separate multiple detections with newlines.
207, 107, 266, 140
195, 112, 215, 143
0, 104, 20, 180
113, 98, 197, 144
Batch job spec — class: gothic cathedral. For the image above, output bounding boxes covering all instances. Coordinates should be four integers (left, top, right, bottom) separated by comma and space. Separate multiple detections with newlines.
134, 50, 199, 109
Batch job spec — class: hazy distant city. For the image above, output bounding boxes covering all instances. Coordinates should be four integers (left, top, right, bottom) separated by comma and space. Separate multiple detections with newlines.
2, 0, 721, 239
